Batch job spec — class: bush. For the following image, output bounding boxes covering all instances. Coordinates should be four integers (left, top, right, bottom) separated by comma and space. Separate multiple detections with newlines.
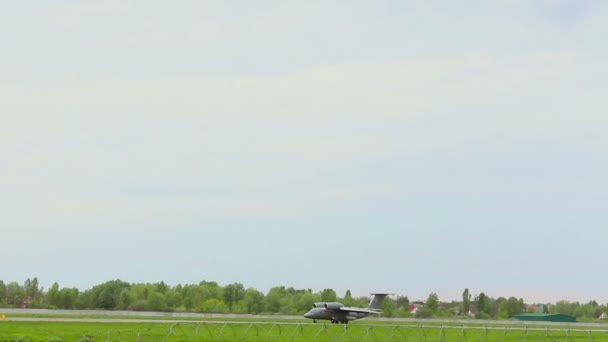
416, 308, 433, 318
128, 300, 149, 311
495, 312, 509, 320
475, 312, 491, 320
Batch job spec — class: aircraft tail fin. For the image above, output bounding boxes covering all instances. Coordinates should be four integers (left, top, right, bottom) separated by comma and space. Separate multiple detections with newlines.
367, 293, 389, 311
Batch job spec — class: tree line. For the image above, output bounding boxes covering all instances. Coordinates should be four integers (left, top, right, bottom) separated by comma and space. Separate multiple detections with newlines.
0, 279, 605, 320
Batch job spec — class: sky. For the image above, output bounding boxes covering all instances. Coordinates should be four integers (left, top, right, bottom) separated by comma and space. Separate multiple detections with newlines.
1, 1, 607, 304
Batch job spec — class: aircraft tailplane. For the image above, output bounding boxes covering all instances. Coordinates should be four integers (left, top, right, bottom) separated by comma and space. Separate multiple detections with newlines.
367, 293, 389, 311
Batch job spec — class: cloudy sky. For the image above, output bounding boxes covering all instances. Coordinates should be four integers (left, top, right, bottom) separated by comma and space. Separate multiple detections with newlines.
1, 1, 606, 304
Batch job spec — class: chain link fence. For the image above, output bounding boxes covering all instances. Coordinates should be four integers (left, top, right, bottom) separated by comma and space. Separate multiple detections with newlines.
4, 321, 608, 342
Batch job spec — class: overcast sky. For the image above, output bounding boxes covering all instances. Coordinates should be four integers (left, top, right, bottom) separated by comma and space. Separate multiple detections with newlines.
1, 1, 607, 304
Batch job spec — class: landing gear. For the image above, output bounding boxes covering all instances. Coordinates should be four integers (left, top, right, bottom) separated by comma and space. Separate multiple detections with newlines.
313, 320, 317, 323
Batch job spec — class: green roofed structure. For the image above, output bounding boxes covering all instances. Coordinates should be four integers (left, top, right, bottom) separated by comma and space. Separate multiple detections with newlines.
513, 313, 576, 322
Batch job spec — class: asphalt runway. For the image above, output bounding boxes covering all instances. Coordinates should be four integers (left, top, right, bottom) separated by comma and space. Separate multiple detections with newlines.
0, 317, 608, 332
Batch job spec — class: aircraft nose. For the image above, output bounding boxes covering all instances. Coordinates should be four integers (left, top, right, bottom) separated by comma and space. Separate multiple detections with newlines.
304, 311, 312, 318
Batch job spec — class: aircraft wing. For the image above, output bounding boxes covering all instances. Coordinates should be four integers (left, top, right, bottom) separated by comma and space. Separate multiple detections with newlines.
334, 307, 382, 314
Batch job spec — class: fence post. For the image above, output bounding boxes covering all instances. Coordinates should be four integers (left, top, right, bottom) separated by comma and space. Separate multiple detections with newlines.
459, 326, 466, 342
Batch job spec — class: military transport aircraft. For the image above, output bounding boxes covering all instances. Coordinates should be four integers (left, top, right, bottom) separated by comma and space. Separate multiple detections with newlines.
303, 293, 389, 324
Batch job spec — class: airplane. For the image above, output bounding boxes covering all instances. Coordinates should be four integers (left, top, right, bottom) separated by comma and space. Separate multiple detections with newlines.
303, 293, 389, 324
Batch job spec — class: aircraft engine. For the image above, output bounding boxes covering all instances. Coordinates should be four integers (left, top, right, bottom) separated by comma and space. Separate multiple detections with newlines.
312, 302, 345, 309
323, 302, 344, 310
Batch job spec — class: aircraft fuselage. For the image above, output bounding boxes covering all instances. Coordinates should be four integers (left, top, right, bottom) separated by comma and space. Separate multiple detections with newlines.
304, 307, 371, 323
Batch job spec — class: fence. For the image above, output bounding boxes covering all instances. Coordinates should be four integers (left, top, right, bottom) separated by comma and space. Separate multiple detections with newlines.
3, 321, 608, 342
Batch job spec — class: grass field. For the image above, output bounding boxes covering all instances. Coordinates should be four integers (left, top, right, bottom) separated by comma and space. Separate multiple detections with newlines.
3, 319, 608, 342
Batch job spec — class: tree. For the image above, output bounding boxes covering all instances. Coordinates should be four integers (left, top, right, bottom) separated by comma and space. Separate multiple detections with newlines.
47, 282, 61, 308
164, 289, 182, 309
344, 290, 355, 306
118, 288, 134, 310
92, 280, 130, 310
382, 297, 396, 317
0, 281, 6, 305
426, 292, 439, 314
395, 295, 410, 310
127, 284, 149, 301
223, 283, 245, 310
183, 287, 194, 311
58, 288, 78, 309
200, 298, 228, 313
76, 289, 94, 309
199, 281, 223, 301
6, 282, 25, 306
265, 287, 287, 313
320, 289, 337, 302
500, 297, 524, 317
148, 292, 167, 311
24, 277, 40, 298
155, 281, 169, 294
96, 288, 115, 309
462, 288, 471, 315
243, 288, 264, 314
475, 292, 491, 315
297, 291, 315, 312
493, 297, 508, 318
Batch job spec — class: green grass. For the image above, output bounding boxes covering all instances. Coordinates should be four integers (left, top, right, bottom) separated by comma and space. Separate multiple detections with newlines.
2, 320, 608, 341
